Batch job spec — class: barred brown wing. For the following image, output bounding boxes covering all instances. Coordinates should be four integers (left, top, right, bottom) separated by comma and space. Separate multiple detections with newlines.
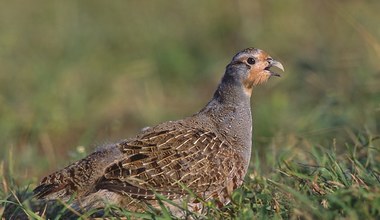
95, 126, 243, 200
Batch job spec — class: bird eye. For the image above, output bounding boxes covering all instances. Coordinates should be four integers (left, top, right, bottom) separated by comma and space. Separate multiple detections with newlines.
247, 57, 255, 65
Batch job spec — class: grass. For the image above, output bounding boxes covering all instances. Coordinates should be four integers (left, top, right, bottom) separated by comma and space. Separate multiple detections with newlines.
2, 130, 379, 219
1, 0, 380, 219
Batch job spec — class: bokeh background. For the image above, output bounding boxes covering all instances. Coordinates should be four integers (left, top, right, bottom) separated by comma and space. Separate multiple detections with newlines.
0, 1, 379, 186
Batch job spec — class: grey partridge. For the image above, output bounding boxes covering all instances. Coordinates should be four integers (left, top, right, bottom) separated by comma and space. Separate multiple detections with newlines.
33, 48, 284, 216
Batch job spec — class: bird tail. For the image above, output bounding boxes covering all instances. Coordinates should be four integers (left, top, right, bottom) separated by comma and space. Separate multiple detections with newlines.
33, 144, 123, 201
33, 160, 86, 201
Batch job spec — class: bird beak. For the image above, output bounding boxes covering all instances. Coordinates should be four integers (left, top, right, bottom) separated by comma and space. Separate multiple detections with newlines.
267, 59, 284, 77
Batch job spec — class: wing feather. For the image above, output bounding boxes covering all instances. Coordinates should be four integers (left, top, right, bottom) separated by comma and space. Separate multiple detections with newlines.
95, 126, 242, 200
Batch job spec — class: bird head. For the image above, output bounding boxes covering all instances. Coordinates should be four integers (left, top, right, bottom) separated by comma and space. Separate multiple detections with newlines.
225, 48, 284, 96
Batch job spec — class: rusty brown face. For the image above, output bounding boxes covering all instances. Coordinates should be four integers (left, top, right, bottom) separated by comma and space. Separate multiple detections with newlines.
230, 48, 284, 95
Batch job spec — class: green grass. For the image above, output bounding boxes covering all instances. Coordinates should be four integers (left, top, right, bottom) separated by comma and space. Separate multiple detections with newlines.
2, 131, 379, 219
1, 0, 380, 219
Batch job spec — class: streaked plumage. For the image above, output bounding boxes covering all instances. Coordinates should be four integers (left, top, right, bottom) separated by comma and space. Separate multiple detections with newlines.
33, 48, 284, 216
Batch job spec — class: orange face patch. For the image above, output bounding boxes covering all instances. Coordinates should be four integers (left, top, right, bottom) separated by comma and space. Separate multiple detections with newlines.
242, 53, 271, 93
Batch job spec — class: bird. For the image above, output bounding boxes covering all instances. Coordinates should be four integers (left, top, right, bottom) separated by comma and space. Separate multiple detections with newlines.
32, 47, 284, 217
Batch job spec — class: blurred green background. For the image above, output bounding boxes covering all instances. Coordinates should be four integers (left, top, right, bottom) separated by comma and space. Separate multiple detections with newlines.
0, 1, 379, 185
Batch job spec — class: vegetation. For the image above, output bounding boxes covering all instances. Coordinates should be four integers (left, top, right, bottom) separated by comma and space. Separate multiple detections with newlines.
1, 0, 380, 219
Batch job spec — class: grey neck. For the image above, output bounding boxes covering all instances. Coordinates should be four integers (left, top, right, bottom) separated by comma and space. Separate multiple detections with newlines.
199, 75, 253, 167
